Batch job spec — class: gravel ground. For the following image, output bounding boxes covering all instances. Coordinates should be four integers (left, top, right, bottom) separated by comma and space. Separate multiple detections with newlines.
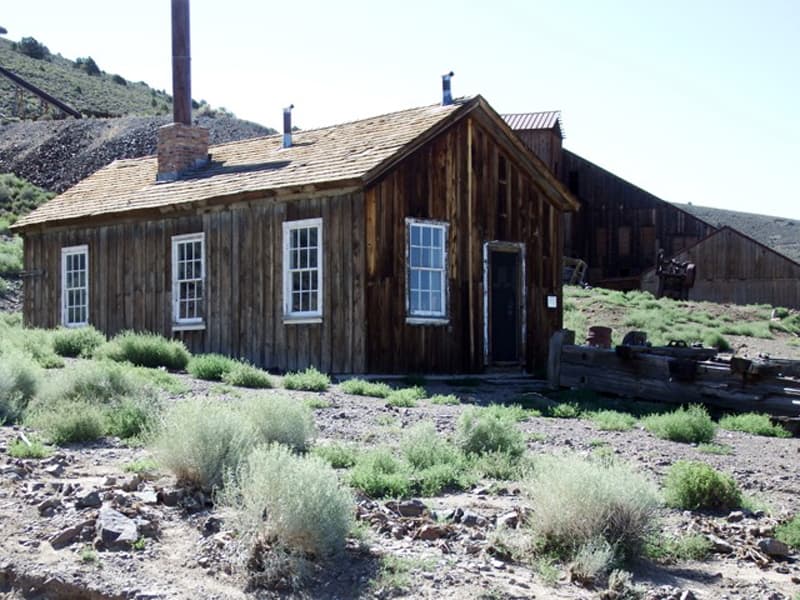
0, 372, 798, 599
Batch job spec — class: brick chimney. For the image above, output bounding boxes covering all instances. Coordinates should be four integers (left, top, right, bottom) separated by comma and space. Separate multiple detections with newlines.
157, 0, 209, 181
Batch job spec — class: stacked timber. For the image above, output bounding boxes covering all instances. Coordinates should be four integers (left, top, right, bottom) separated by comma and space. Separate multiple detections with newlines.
548, 330, 800, 417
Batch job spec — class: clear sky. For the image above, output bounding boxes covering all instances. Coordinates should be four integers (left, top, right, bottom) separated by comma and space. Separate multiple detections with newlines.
2, 1, 798, 218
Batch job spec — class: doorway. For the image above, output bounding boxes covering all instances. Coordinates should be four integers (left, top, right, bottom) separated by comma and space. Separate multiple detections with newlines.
483, 242, 526, 366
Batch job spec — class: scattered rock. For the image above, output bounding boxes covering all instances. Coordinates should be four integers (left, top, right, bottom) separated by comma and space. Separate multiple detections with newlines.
134, 490, 158, 505
37, 497, 61, 516
75, 490, 102, 509
49, 519, 94, 549
202, 516, 222, 536
726, 510, 745, 522
415, 524, 450, 541
757, 537, 790, 558
496, 511, 519, 530
707, 534, 734, 554
96, 506, 139, 550
156, 488, 182, 507
387, 499, 427, 518
122, 475, 142, 492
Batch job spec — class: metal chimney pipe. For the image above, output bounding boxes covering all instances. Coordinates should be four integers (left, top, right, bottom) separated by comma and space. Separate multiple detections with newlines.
171, 0, 192, 125
283, 104, 294, 148
442, 71, 454, 106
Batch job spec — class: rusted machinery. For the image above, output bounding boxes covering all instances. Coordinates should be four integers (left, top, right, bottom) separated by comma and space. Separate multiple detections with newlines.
655, 249, 695, 300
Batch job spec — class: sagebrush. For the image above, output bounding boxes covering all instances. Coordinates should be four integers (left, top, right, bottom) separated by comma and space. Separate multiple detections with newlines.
523, 453, 659, 562
221, 444, 353, 559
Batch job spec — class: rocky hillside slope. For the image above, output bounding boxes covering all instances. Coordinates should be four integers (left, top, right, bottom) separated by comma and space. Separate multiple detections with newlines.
0, 115, 274, 194
677, 203, 800, 263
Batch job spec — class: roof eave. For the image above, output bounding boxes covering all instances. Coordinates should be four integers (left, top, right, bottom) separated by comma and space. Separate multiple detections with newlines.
476, 99, 579, 212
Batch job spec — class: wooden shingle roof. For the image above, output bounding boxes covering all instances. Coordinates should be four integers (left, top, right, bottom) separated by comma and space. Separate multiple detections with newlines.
14, 96, 577, 230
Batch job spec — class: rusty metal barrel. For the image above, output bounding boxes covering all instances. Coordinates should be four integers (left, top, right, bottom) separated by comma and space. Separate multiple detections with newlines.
586, 326, 612, 349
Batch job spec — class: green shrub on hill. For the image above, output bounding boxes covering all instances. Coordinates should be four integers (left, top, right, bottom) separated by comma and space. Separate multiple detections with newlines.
663, 461, 742, 511
187, 353, 239, 381
718, 413, 791, 438
642, 405, 716, 444
283, 367, 330, 392
98, 331, 190, 370
52, 326, 106, 358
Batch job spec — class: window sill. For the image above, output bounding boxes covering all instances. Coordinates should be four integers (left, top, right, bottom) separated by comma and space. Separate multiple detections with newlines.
283, 317, 323, 325
172, 323, 206, 332
406, 317, 449, 326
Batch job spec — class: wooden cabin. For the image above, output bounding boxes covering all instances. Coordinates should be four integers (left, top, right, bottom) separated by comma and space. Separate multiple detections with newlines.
12, 96, 578, 374
641, 227, 800, 309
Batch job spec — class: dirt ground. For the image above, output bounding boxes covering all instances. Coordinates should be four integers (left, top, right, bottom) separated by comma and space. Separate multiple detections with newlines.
1, 372, 798, 600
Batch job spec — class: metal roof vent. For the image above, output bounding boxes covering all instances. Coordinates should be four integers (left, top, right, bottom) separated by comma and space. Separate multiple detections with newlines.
283, 104, 294, 148
441, 71, 454, 106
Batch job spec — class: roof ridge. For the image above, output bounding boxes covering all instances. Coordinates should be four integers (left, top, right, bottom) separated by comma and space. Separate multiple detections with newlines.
208, 97, 476, 151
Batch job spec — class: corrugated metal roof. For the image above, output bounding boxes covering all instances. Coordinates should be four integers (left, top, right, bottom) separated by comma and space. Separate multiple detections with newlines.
502, 111, 562, 134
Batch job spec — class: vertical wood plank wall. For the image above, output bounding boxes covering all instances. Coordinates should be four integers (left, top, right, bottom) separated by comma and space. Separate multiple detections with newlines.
559, 149, 715, 287
22, 192, 366, 372
640, 228, 800, 309
364, 116, 562, 373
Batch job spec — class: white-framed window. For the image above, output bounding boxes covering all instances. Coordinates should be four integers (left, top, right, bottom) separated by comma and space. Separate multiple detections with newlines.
61, 245, 89, 327
171, 233, 205, 326
406, 218, 448, 319
283, 218, 323, 320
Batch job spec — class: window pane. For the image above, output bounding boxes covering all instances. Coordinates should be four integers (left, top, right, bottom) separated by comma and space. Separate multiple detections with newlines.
309, 248, 318, 268
292, 272, 301, 292
433, 227, 442, 249
431, 292, 441, 313
309, 227, 318, 247
420, 291, 430, 312
411, 225, 421, 246
410, 247, 421, 267
422, 227, 431, 246
422, 270, 431, 291
411, 291, 420, 312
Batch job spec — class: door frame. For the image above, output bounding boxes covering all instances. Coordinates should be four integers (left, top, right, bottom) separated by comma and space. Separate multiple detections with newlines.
482, 241, 527, 366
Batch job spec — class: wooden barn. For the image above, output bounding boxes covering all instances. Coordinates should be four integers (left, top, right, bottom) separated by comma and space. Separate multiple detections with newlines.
12, 95, 578, 374
502, 112, 716, 289
641, 227, 800, 309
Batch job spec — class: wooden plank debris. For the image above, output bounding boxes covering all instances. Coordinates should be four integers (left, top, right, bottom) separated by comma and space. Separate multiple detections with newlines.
548, 329, 800, 417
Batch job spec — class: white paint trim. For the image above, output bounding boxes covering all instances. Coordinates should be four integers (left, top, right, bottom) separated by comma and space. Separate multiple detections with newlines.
283, 317, 323, 325
282, 217, 323, 320
405, 217, 449, 320
61, 244, 89, 328
171, 232, 206, 327
405, 317, 449, 326
171, 323, 206, 332
482, 241, 527, 366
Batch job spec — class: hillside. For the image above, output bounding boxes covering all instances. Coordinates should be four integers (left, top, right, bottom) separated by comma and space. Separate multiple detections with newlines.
0, 115, 275, 193
676, 203, 800, 263
564, 285, 800, 359
0, 36, 174, 118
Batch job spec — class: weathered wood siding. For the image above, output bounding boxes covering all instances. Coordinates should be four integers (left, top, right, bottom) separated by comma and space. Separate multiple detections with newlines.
364, 116, 562, 373
641, 228, 800, 309
23, 192, 366, 372
559, 149, 715, 288
509, 129, 562, 174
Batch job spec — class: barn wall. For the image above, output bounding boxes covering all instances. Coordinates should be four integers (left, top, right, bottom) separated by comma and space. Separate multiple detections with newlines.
641, 228, 800, 308
22, 192, 366, 372
364, 115, 562, 373
559, 150, 715, 288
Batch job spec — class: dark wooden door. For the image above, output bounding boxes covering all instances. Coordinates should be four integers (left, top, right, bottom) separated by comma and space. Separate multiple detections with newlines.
490, 250, 519, 363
